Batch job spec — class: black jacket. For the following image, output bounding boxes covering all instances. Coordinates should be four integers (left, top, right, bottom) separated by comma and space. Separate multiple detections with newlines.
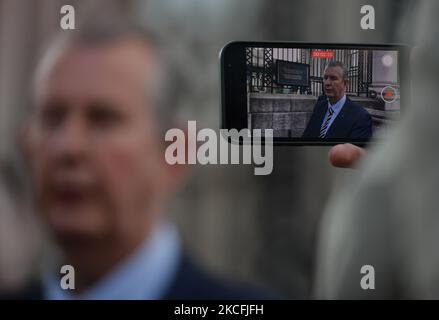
302, 97, 373, 139
1, 255, 275, 300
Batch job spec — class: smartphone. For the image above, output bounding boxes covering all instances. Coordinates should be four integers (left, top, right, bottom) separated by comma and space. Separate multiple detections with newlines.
220, 41, 411, 145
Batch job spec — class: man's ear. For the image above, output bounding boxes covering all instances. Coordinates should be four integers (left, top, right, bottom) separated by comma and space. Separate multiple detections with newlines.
19, 125, 29, 156
18, 119, 34, 162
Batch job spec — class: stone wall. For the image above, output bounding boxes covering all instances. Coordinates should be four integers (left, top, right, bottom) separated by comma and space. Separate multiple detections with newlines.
249, 93, 317, 137
249, 93, 395, 137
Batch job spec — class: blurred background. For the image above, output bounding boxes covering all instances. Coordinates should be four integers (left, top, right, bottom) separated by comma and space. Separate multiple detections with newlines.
0, 0, 418, 298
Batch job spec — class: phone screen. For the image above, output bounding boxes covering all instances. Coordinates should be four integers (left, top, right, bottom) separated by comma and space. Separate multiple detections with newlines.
221, 42, 410, 145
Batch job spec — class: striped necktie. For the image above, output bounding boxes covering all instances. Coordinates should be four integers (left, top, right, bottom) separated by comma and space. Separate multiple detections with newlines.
319, 106, 334, 138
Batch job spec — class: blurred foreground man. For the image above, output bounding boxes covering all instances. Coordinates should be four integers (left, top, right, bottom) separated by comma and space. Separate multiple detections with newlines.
10, 23, 265, 300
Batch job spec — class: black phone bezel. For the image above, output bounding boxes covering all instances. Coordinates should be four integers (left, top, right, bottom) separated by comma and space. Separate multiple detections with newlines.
220, 41, 411, 146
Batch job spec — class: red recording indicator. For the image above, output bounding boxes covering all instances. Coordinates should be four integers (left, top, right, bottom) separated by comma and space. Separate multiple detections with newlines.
312, 50, 335, 59
381, 86, 397, 103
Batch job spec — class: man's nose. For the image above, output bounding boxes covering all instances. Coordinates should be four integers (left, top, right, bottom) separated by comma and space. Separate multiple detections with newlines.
49, 116, 88, 163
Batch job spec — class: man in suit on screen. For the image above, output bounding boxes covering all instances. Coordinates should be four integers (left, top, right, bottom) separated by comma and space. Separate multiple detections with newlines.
302, 61, 373, 140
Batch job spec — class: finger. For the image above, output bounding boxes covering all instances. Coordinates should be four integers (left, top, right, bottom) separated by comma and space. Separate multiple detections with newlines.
329, 143, 366, 168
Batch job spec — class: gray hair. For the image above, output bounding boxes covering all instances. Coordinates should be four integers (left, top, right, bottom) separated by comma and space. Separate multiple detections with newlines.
33, 18, 177, 135
324, 60, 349, 81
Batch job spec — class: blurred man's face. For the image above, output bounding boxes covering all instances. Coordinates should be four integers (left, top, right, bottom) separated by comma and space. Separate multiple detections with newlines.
323, 66, 347, 104
26, 39, 170, 245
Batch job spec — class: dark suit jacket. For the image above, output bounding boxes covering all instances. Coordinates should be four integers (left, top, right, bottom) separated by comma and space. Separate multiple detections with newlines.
302, 97, 373, 139
0, 254, 276, 300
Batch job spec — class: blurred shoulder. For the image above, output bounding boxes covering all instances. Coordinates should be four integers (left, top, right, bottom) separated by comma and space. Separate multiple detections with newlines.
164, 254, 281, 300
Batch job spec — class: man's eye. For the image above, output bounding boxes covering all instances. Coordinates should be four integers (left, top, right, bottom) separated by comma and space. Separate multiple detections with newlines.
88, 107, 124, 127
40, 106, 66, 128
